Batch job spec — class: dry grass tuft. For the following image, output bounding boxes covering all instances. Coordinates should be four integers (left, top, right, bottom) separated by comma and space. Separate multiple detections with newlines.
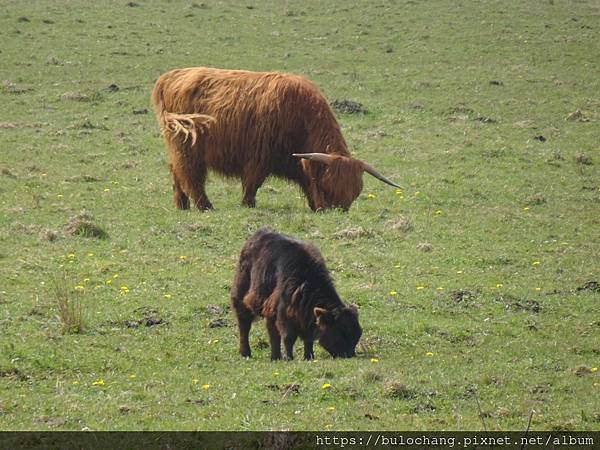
332, 226, 373, 240
575, 153, 593, 166
40, 229, 59, 242
63, 213, 108, 239
417, 242, 434, 252
386, 216, 413, 233
52, 273, 85, 334
383, 381, 416, 399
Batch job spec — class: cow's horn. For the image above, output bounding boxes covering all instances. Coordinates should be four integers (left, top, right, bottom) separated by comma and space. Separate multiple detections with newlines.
361, 161, 401, 188
292, 153, 336, 165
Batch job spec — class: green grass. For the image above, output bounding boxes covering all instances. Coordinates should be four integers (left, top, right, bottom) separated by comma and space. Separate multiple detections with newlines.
1, 0, 599, 431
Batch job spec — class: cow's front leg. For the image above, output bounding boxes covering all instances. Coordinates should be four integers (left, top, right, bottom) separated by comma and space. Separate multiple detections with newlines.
303, 340, 315, 360
241, 172, 267, 208
282, 331, 298, 361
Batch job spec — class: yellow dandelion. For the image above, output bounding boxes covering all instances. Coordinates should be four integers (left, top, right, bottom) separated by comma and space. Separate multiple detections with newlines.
535, 287, 541, 292
164, 293, 172, 299
523, 207, 530, 211
83, 278, 90, 283
496, 283, 503, 288
325, 424, 333, 429
92, 379, 105, 386
192, 379, 199, 384
395, 189, 403, 195
106, 279, 113, 285
179, 255, 188, 260
104, 188, 110, 192
74, 285, 85, 291
72, 380, 79, 385
202, 384, 210, 391
57, 194, 64, 198
456, 270, 463, 274
591, 367, 598, 373
435, 210, 442, 215
129, 374, 137, 379
67, 253, 75, 259
415, 191, 420, 196
425, 352, 434, 357
389, 290, 398, 296
273, 372, 280, 376
322, 383, 332, 390
327, 406, 336, 412
367, 193, 376, 199
113, 274, 119, 279
87, 252, 94, 257
436, 287, 444, 291
394, 263, 401, 269
120, 285, 129, 291
532, 261, 540, 266
416, 286, 425, 290
370, 358, 379, 363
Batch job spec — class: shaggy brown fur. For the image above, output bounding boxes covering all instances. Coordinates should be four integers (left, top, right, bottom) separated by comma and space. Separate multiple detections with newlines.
231, 229, 362, 360
152, 67, 397, 211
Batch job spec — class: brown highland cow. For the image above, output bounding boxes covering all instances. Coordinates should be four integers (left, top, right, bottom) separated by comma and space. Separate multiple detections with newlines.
152, 67, 400, 211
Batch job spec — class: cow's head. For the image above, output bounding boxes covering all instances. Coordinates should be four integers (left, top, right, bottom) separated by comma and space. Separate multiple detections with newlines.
293, 152, 400, 211
314, 305, 362, 358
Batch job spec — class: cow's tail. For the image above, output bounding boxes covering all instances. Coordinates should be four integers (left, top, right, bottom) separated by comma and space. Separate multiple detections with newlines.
160, 112, 215, 146
152, 82, 215, 146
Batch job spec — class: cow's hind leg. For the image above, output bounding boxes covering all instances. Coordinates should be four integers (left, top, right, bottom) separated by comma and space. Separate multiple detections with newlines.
190, 162, 213, 211
266, 317, 282, 360
236, 309, 253, 358
232, 261, 253, 357
171, 171, 190, 210
168, 162, 190, 210
189, 164, 213, 211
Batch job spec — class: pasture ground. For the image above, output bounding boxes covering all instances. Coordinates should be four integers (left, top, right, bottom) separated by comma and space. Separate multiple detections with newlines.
0, 0, 599, 431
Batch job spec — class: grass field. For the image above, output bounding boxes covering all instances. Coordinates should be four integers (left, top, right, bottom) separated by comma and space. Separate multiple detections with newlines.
1, 0, 599, 431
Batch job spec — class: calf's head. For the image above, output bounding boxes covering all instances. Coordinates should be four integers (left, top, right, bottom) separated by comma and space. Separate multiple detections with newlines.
293, 152, 401, 211
314, 305, 362, 358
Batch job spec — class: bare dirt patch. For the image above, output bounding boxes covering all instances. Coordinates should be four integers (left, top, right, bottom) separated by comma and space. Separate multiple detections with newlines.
330, 99, 367, 114
125, 306, 165, 328
449, 289, 478, 303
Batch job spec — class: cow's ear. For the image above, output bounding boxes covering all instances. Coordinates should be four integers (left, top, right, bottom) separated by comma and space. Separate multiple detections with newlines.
314, 307, 333, 325
300, 159, 311, 172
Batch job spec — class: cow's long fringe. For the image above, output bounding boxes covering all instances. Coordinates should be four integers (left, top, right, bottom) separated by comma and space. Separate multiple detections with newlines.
161, 112, 215, 145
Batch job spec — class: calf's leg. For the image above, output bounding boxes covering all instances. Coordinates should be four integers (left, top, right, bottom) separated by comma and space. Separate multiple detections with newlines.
235, 309, 253, 358
303, 340, 315, 360
231, 263, 253, 357
266, 317, 282, 360
282, 330, 298, 361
